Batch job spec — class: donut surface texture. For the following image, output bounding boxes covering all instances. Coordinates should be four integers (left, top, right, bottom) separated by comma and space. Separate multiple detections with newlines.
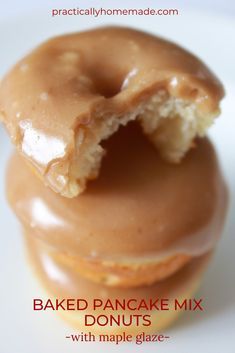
0, 27, 224, 197
6, 124, 228, 287
25, 229, 212, 333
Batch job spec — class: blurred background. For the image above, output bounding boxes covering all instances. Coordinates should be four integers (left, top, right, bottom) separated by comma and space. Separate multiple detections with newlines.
0, 1, 235, 353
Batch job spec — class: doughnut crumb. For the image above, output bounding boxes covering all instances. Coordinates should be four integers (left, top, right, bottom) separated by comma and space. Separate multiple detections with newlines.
67, 89, 217, 197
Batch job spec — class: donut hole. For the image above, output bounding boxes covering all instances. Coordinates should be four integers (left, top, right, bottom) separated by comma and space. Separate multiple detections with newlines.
85, 62, 128, 98
91, 73, 124, 98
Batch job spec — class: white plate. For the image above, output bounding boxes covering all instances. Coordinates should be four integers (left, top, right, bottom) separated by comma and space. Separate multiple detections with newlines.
0, 6, 235, 353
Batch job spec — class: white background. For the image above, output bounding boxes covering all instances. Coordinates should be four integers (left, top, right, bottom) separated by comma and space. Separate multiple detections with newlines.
1, 0, 235, 20
0, 1, 235, 353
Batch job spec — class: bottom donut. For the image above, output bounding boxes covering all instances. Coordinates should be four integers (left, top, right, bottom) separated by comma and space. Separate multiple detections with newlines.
24, 229, 212, 334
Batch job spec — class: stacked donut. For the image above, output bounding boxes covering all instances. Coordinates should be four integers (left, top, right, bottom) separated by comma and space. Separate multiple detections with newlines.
0, 27, 228, 334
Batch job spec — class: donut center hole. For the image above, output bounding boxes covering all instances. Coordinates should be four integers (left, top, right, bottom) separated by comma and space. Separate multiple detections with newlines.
87, 66, 127, 98
93, 74, 124, 98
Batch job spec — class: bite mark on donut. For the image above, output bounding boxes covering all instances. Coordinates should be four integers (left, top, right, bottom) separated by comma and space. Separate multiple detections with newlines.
0, 28, 224, 198
66, 89, 217, 197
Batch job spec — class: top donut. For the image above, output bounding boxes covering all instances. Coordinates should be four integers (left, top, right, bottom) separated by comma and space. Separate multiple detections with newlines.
0, 27, 224, 197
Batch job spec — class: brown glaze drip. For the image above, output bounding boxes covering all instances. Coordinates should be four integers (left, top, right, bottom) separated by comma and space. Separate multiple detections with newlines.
25, 230, 211, 301
0, 27, 224, 195
6, 124, 227, 261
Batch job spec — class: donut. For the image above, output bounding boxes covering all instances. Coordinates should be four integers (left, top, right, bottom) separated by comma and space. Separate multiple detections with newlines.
25, 228, 212, 334
0, 27, 224, 197
6, 124, 227, 288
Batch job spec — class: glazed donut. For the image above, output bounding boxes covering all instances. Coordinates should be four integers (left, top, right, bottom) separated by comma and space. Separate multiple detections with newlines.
25, 229, 212, 334
0, 27, 224, 197
6, 124, 227, 287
